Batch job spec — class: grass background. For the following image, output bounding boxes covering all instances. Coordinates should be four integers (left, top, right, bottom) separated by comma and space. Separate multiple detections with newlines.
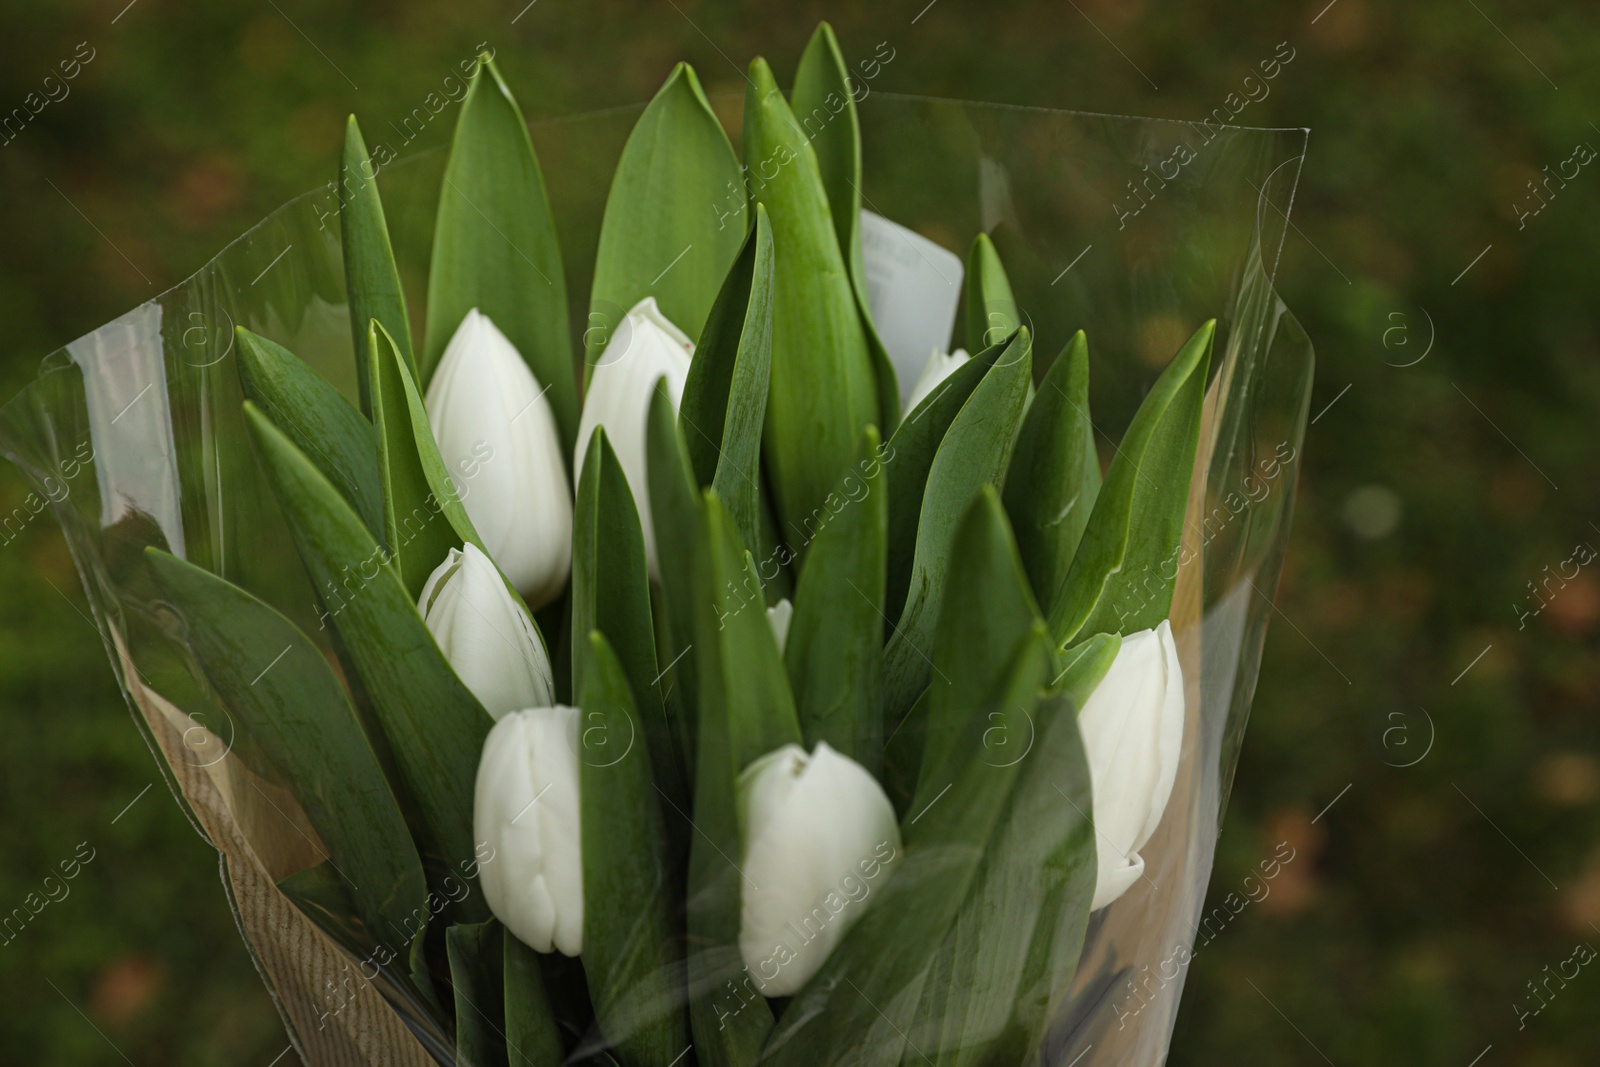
1, 0, 1597, 1063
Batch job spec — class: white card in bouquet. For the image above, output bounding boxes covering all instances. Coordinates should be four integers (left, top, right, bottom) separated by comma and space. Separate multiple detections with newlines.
858, 210, 964, 404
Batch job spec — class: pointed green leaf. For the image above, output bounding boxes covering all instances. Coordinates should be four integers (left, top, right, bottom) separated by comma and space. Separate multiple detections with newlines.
147, 548, 425, 941
785, 425, 886, 773
858, 303, 902, 437
447, 921, 509, 1067
1048, 631, 1121, 701
504, 934, 567, 1067
698, 493, 802, 772
790, 22, 900, 434
905, 616, 1116, 1066
340, 116, 414, 413
911, 673, 1099, 1067
883, 330, 1034, 719
644, 384, 705, 766
244, 402, 491, 899
1050, 320, 1214, 644
369, 320, 482, 600
685, 493, 801, 1065
1004, 331, 1101, 611
573, 428, 686, 814
743, 56, 878, 547
882, 333, 1014, 622
762, 626, 1053, 1066
425, 55, 577, 451
679, 204, 774, 554
964, 233, 1020, 353
235, 327, 384, 543
856, 294, 903, 438
579, 631, 689, 1064
1002, 633, 1119, 1057
587, 62, 747, 374
790, 23, 858, 300
906, 488, 1042, 807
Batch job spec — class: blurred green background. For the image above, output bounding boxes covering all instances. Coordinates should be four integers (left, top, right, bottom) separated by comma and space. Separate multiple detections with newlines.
1, 0, 1595, 1063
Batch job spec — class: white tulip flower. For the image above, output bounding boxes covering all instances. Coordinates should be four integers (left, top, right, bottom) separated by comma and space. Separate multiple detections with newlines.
766, 598, 793, 655
737, 742, 902, 996
425, 309, 572, 608
904, 347, 971, 413
475, 705, 584, 956
418, 543, 554, 720
1077, 620, 1184, 911
574, 297, 694, 576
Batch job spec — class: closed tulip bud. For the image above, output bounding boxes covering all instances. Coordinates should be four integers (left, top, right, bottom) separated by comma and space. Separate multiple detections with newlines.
737, 742, 902, 996
575, 297, 693, 577
766, 598, 793, 654
425, 309, 572, 608
418, 543, 554, 720
475, 705, 584, 955
1078, 620, 1184, 911
904, 347, 971, 412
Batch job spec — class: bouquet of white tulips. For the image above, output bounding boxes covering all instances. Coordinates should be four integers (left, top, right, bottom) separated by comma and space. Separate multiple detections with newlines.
1, 21, 1317, 1067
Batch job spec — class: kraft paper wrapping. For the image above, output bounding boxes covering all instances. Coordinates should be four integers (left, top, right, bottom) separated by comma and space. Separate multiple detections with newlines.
113, 629, 434, 1067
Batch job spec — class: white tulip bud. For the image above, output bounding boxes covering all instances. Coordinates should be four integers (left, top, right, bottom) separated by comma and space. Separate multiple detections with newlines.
766, 598, 793, 655
1078, 620, 1184, 911
418, 543, 555, 720
904, 347, 971, 412
737, 742, 902, 996
474, 705, 584, 956
574, 297, 694, 577
425, 309, 572, 609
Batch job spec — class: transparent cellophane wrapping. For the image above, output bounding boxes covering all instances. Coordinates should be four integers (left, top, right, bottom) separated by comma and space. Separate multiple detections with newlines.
0, 94, 1312, 1067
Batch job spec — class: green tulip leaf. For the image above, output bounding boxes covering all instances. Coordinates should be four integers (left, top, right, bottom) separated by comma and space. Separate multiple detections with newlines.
587, 62, 747, 376
910, 677, 1097, 1067
573, 427, 686, 813
339, 116, 414, 413
579, 631, 690, 1064
1049, 320, 1214, 644
882, 331, 1017, 621
235, 326, 384, 543
244, 401, 491, 902
883, 330, 1033, 720
784, 425, 887, 773
644, 383, 705, 766
964, 233, 1020, 354
906, 616, 1116, 1066
1048, 630, 1121, 701
684, 492, 801, 1065
698, 492, 802, 773
424, 54, 577, 452
504, 933, 567, 1067
1000, 632, 1119, 1057
743, 56, 878, 548
901, 488, 1042, 809
447, 921, 509, 1067
762, 626, 1053, 1066
790, 23, 858, 302
369, 319, 483, 600
791, 22, 900, 434
146, 548, 425, 942
1004, 331, 1101, 611
857, 293, 903, 438
679, 204, 774, 555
